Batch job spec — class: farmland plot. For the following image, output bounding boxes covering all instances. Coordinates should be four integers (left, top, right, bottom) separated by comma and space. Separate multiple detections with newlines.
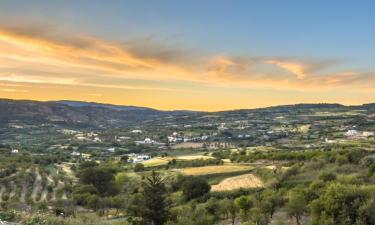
211, 174, 264, 192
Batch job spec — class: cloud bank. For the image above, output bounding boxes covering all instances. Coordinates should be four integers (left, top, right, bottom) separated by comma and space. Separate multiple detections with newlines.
0, 23, 373, 109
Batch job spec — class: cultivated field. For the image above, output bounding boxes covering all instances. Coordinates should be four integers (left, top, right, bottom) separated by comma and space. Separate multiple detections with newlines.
142, 155, 214, 167
175, 155, 214, 160
180, 165, 253, 176
211, 174, 264, 192
171, 142, 204, 149
142, 157, 172, 167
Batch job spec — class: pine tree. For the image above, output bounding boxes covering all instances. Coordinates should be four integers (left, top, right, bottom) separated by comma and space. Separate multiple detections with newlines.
141, 171, 170, 225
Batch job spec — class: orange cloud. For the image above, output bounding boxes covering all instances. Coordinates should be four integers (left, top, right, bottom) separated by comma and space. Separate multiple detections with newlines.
0, 22, 373, 111
265, 59, 307, 79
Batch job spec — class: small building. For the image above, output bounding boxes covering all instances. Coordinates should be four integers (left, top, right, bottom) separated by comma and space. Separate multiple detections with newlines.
131, 129, 143, 134
363, 131, 374, 137
345, 130, 359, 137
71, 151, 81, 156
11, 149, 19, 154
107, 147, 115, 153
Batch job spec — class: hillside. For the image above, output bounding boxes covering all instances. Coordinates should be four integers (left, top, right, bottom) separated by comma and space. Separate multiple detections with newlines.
0, 99, 199, 128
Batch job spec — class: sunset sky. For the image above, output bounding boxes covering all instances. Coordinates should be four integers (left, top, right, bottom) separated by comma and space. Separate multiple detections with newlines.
0, 0, 374, 111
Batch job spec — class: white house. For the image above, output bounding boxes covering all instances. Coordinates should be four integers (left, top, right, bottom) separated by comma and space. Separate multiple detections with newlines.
107, 147, 115, 153
137, 154, 151, 160
11, 149, 19, 154
144, 138, 153, 144
345, 130, 359, 137
131, 129, 143, 134
363, 131, 374, 137
325, 138, 337, 144
71, 151, 81, 156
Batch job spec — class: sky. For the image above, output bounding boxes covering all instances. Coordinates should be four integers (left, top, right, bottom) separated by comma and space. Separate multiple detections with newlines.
0, 0, 374, 111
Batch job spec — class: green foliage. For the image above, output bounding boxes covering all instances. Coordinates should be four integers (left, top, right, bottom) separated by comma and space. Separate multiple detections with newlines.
0, 210, 18, 221
25, 214, 47, 225
285, 188, 306, 225
140, 171, 170, 225
181, 177, 210, 201
167, 204, 215, 225
134, 163, 145, 172
319, 172, 337, 182
310, 183, 375, 225
167, 158, 223, 168
78, 166, 118, 196
235, 195, 253, 220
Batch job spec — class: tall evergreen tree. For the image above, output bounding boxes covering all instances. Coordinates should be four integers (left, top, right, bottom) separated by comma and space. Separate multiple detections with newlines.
141, 171, 170, 225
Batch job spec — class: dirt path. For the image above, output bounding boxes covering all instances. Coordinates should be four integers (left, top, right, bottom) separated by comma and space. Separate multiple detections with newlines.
40, 175, 54, 201
20, 181, 27, 202
31, 168, 42, 202
51, 180, 65, 201
8, 181, 16, 200
0, 185, 5, 203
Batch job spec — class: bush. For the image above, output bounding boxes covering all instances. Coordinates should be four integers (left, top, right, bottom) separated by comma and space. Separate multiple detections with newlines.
182, 177, 210, 201
319, 172, 337, 182
134, 163, 145, 172
0, 211, 17, 221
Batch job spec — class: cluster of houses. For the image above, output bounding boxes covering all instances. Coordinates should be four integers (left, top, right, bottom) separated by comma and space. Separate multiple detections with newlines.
345, 129, 374, 138
127, 153, 151, 163
70, 151, 91, 160
68, 131, 102, 142
134, 138, 164, 146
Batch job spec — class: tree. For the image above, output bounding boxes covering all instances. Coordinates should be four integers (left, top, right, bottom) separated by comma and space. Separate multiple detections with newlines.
204, 198, 221, 222
286, 190, 306, 225
250, 207, 270, 225
134, 163, 145, 172
141, 171, 170, 225
181, 177, 210, 201
310, 183, 375, 225
167, 204, 215, 225
318, 172, 337, 182
227, 200, 239, 225
260, 189, 283, 218
121, 155, 129, 163
79, 167, 117, 196
235, 196, 253, 221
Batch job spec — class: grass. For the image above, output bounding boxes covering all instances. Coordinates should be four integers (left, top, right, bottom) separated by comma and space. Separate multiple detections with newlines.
142, 157, 172, 167
299, 125, 311, 133
179, 164, 254, 176
142, 153, 214, 167
211, 174, 264, 192
175, 155, 213, 160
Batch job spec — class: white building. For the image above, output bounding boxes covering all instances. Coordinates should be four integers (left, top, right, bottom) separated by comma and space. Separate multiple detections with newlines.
131, 129, 143, 134
93, 137, 102, 142
71, 151, 81, 156
11, 149, 19, 154
107, 147, 115, 153
325, 138, 337, 144
144, 138, 153, 144
345, 130, 359, 137
363, 131, 375, 137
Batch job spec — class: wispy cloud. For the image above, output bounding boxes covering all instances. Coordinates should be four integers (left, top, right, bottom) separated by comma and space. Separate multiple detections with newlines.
1, 88, 28, 93
0, 22, 373, 96
265, 59, 307, 79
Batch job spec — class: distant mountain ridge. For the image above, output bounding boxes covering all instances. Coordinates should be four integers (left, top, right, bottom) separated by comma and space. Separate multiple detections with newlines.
53, 100, 157, 111
0, 99, 374, 128
0, 98, 198, 128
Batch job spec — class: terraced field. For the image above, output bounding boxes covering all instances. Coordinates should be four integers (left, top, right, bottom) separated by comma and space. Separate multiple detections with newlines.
211, 174, 264, 192
179, 164, 254, 176
0, 166, 70, 203
142, 155, 214, 167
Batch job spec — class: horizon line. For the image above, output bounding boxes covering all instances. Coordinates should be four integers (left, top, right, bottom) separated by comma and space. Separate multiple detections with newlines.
1, 97, 373, 113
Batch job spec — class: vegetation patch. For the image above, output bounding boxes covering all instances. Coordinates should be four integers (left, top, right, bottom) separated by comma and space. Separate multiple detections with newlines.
211, 174, 264, 192
179, 165, 253, 176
